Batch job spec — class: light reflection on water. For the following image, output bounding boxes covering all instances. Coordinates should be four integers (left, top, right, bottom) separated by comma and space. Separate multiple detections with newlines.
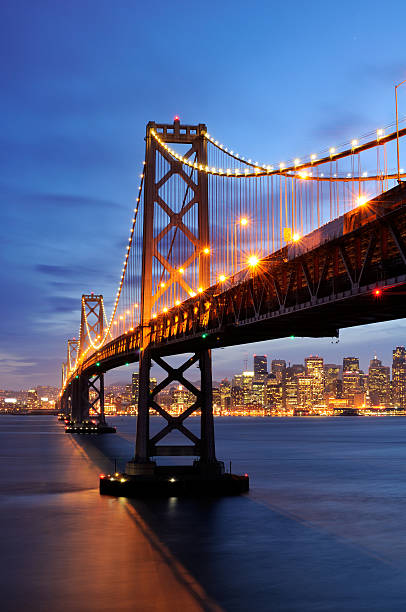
1, 415, 406, 611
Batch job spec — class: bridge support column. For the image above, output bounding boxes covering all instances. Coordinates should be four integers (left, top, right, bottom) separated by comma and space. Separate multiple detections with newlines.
126, 347, 222, 476
70, 373, 105, 425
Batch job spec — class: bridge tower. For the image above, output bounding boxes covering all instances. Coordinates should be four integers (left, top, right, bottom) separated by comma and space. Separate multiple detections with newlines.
127, 119, 221, 476
70, 294, 106, 424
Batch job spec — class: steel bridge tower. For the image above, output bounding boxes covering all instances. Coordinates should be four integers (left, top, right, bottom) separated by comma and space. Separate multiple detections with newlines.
70, 294, 106, 425
127, 119, 222, 476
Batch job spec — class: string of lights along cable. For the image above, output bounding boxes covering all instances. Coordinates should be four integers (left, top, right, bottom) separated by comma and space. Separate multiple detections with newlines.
61, 115, 406, 393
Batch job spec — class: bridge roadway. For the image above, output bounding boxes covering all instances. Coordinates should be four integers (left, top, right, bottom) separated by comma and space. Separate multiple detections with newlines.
75, 182, 406, 380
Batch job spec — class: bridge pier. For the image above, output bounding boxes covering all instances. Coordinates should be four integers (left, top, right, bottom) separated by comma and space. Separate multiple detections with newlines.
127, 347, 220, 475
118, 347, 249, 494
65, 372, 115, 434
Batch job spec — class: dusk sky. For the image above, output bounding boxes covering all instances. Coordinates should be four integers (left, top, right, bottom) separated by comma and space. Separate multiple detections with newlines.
2, 0, 406, 389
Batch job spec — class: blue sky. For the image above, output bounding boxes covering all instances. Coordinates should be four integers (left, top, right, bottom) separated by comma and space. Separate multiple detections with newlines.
1, 0, 406, 389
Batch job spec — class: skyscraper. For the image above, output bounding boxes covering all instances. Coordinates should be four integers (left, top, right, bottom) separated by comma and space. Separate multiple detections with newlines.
324, 364, 341, 397
253, 355, 268, 381
305, 355, 324, 405
368, 357, 390, 406
392, 347, 406, 409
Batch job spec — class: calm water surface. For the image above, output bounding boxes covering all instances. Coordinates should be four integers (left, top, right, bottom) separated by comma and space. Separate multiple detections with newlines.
1, 415, 406, 611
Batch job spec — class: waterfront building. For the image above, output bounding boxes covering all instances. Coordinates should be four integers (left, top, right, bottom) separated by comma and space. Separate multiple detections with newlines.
342, 369, 363, 405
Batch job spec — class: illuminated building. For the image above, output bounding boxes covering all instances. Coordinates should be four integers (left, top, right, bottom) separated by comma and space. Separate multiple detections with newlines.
305, 355, 324, 404
368, 357, 390, 406
252, 378, 265, 406
342, 370, 363, 405
324, 364, 341, 397
231, 385, 243, 408
131, 372, 139, 406
253, 355, 268, 381
271, 359, 286, 383
264, 374, 283, 409
392, 346, 406, 409
219, 379, 231, 410
343, 357, 359, 372
241, 371, 254, 405
297, 375, 313, 407
284, 365, 304, 409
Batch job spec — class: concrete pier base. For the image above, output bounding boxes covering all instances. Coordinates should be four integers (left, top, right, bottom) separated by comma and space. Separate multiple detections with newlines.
100, 464, 249, 498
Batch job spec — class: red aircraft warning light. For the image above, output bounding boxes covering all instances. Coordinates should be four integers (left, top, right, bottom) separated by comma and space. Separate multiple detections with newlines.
374, 289, 382, 296
174, 115, 180, 122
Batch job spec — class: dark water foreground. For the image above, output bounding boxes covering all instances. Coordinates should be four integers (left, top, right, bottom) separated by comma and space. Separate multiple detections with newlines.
1, 415, 406, 611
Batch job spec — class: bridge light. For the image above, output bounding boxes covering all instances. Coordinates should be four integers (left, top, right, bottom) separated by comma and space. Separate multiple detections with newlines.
310, 154, 317, 161
292, 233, 300, 242
160, 282, 165, 288
248, 255, 259, 267
219, 275, 226, 282
152, 313, 157, 319
377, 128, 384, 138
351, 139, 358, 148
198, 287, 203, 293
203, 247, 210, 254
374, 289, 382, 296
96, 362, 100, 366
174, 115, 180, 121
179, 268, 184, 274
298, 171, 308, 179
294, 158, 300, 166
163, 307, 168, 312
356, 194, 368, 206
329, 147, 336, 156
189, 291, 196, 297
240, 217, 248, 226
290, 335, 295, 339
175, 300, 181, 305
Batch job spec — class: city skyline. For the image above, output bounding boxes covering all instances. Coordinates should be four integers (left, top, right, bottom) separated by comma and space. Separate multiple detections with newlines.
2, 1, 406, 388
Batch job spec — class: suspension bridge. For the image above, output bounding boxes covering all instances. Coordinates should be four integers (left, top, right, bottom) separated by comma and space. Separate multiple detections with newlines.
59, 115, 406, 494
